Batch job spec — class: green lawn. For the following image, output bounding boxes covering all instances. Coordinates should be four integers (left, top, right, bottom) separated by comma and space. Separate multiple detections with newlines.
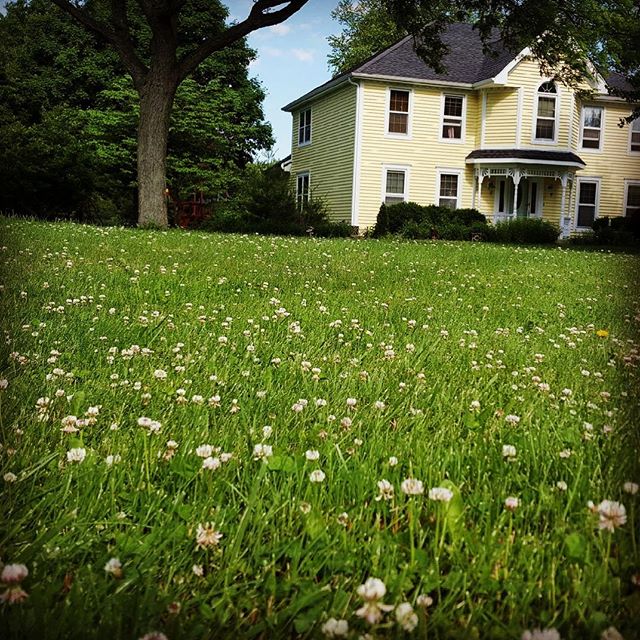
1, 217, 639, 640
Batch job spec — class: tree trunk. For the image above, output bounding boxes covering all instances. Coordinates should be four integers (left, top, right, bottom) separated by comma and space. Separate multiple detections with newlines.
137, 74, 177, 227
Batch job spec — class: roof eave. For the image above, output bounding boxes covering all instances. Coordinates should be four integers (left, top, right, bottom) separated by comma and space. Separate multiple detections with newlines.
282, 75, 352, 112
465, 157, 586, 169
351, 72, 473, 89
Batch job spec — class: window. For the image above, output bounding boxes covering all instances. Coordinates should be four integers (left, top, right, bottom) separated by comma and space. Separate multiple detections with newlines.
535, 81, 557, 141
387, 89, 410, 135
581, 106, 603, 150
625, 182, 640, 219
383, 168, 408, 205
576, 180, 599, 228
631, 118, 640, 153
441, 95, 464, 140
438, 173, 459, 209
298, 109, 311, 146
296, 172, 310, 209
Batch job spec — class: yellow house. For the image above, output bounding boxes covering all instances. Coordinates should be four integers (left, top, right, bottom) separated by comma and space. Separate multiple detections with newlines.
283, 24, 640, 236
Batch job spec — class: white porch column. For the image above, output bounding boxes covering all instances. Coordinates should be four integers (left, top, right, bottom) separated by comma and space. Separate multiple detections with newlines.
512, 169, 521, 218
472, 169, 478, 209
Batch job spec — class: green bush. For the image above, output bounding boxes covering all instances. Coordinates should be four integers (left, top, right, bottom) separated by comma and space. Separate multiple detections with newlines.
373, 201, 486, 238
488, 217, 560, 244
586, 216, 640, 245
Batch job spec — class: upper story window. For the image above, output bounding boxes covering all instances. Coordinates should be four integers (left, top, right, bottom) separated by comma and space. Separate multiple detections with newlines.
387, 89, 410, 135
534, 81, 557, 141
581, 106, 603, 150
630, 118, 640, 153
441, 95, 464, 140
298, 109, 311, 146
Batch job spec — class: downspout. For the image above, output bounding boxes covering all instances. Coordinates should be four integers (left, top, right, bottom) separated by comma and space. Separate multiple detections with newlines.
348, 76, 363, 230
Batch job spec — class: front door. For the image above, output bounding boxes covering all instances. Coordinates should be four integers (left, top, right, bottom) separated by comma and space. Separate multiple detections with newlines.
516, 179, 542, 218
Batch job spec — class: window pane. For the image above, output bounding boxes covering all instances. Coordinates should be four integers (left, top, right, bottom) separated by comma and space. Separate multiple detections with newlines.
538, 97, 555, 118
577, 205, 595, 227
633, 119, 640, 132
582, 128, 600, 148
388, 112, 408, 134
627, 185, 640, 207
439, 174, 458, 198
386, 171, 405, 195
389, 90, 409, 113
536, 119, 555, 139
579, 182, 597, 205
442, 121, 461, 139
385, 196, 405, 206
539, 81, 557, 93
444, 96, 463, 117
583, 107, 601, 128
439, 198, 457, 209
632, 130, 640, 151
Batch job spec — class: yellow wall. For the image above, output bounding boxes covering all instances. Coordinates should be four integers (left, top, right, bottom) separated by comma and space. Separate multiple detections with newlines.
357, 80, 479, 228
290, 84, 357, 223
483, 88, 519, 147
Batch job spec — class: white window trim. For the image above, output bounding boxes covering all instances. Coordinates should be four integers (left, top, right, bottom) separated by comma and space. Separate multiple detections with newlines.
532, 80, 560, 145
384, 87, 413, 139
629, 118, 640, 155
574, 176, 601, 230
296, 171, 310, 207
439, 93, 467, 144
493, 179, 513, 215
624, 179, 640, 217
579, 105, 604, 153
435, 168, 463, 209
298, 109, 311, 147
381, 164, 411, 204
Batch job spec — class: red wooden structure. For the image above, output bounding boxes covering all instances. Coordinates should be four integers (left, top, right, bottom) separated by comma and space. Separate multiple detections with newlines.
169, 191, 209, 228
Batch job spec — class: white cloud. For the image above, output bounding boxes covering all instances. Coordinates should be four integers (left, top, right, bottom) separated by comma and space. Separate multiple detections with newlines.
263, 46, 284, 57
269, 24, 291, 36
292, 48, 315, 62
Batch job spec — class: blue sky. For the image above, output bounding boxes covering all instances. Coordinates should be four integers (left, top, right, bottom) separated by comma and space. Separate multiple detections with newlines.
237, 1, 338, 160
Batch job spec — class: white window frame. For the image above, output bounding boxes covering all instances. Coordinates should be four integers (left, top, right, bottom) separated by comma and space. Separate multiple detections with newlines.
575, 177, 601, 230
532, 80, 560, 145
296, 171, 310, 209
381, 165, 410, 205
624, 179, 640, 218
579, 105, 604, 152
435, 168, 463, 209
629, 118, 640, 155
384, 87, 412, 139
298, 108, 311, 147
494, 179, 514, 215
439, 93, 466, 143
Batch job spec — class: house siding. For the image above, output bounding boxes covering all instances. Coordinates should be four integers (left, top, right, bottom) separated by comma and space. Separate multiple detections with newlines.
483, 88, 519, 148
290, 84, 357, 223
356, 81, 479, 228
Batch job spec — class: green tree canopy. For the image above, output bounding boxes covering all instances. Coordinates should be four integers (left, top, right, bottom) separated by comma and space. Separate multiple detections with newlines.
0, 0, 273, 222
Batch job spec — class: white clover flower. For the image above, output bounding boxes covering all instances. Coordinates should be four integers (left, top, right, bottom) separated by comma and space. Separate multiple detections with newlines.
388, 456, 398, 466
139, 633, 168, 640
305, 449, 320, 461
1, 564, 28, 584
66, 448, 86, 464
504, 496, 519, 511
374, 400, 386, 410
505, 414, 521, 426
3, 472, 17, 483
321, 617, 349, 637
559, 449, 572, 459
416, 594, 433, 608
195, 444, 214, 458
429, 487, 453, 502
0, 379, 8, 390
104, 557, 122, 578
375, 479, 394, 501
153, 369, 167, 379
521, 628, 561, 640
597, 500, 626, 531
105, 454, 121, 467
316, 398, 327, 407
623, 482, 639, 495
556, 481, 568, 491
195, 522, 223, 549
253, 443, 273, 461
309, 469, 326, 483
470, 400, 481, 411
202, 457, 221, 471
601, 626, 624, 640
340, 417, 352, 428
299, 501, 311, 514
355, 578, 393, 624
502, 444, 517, 460
401, 478, 424, 495
395, 602, 418, 632
262, 425, 273, 439
192, 564, 204, 577
346, 398, 357, 408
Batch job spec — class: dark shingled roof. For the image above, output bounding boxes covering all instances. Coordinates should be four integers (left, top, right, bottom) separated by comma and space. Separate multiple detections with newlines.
356, 24, 517, 84
605, 71, 634, 94
466, 149, 585, 166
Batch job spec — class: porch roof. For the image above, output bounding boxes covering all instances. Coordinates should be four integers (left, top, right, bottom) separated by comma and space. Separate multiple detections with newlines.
465, 149, 585, 168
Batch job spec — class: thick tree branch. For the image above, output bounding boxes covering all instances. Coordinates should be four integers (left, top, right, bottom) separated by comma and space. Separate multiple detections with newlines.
177, 0, 310, 81
52, 0, 148, 87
